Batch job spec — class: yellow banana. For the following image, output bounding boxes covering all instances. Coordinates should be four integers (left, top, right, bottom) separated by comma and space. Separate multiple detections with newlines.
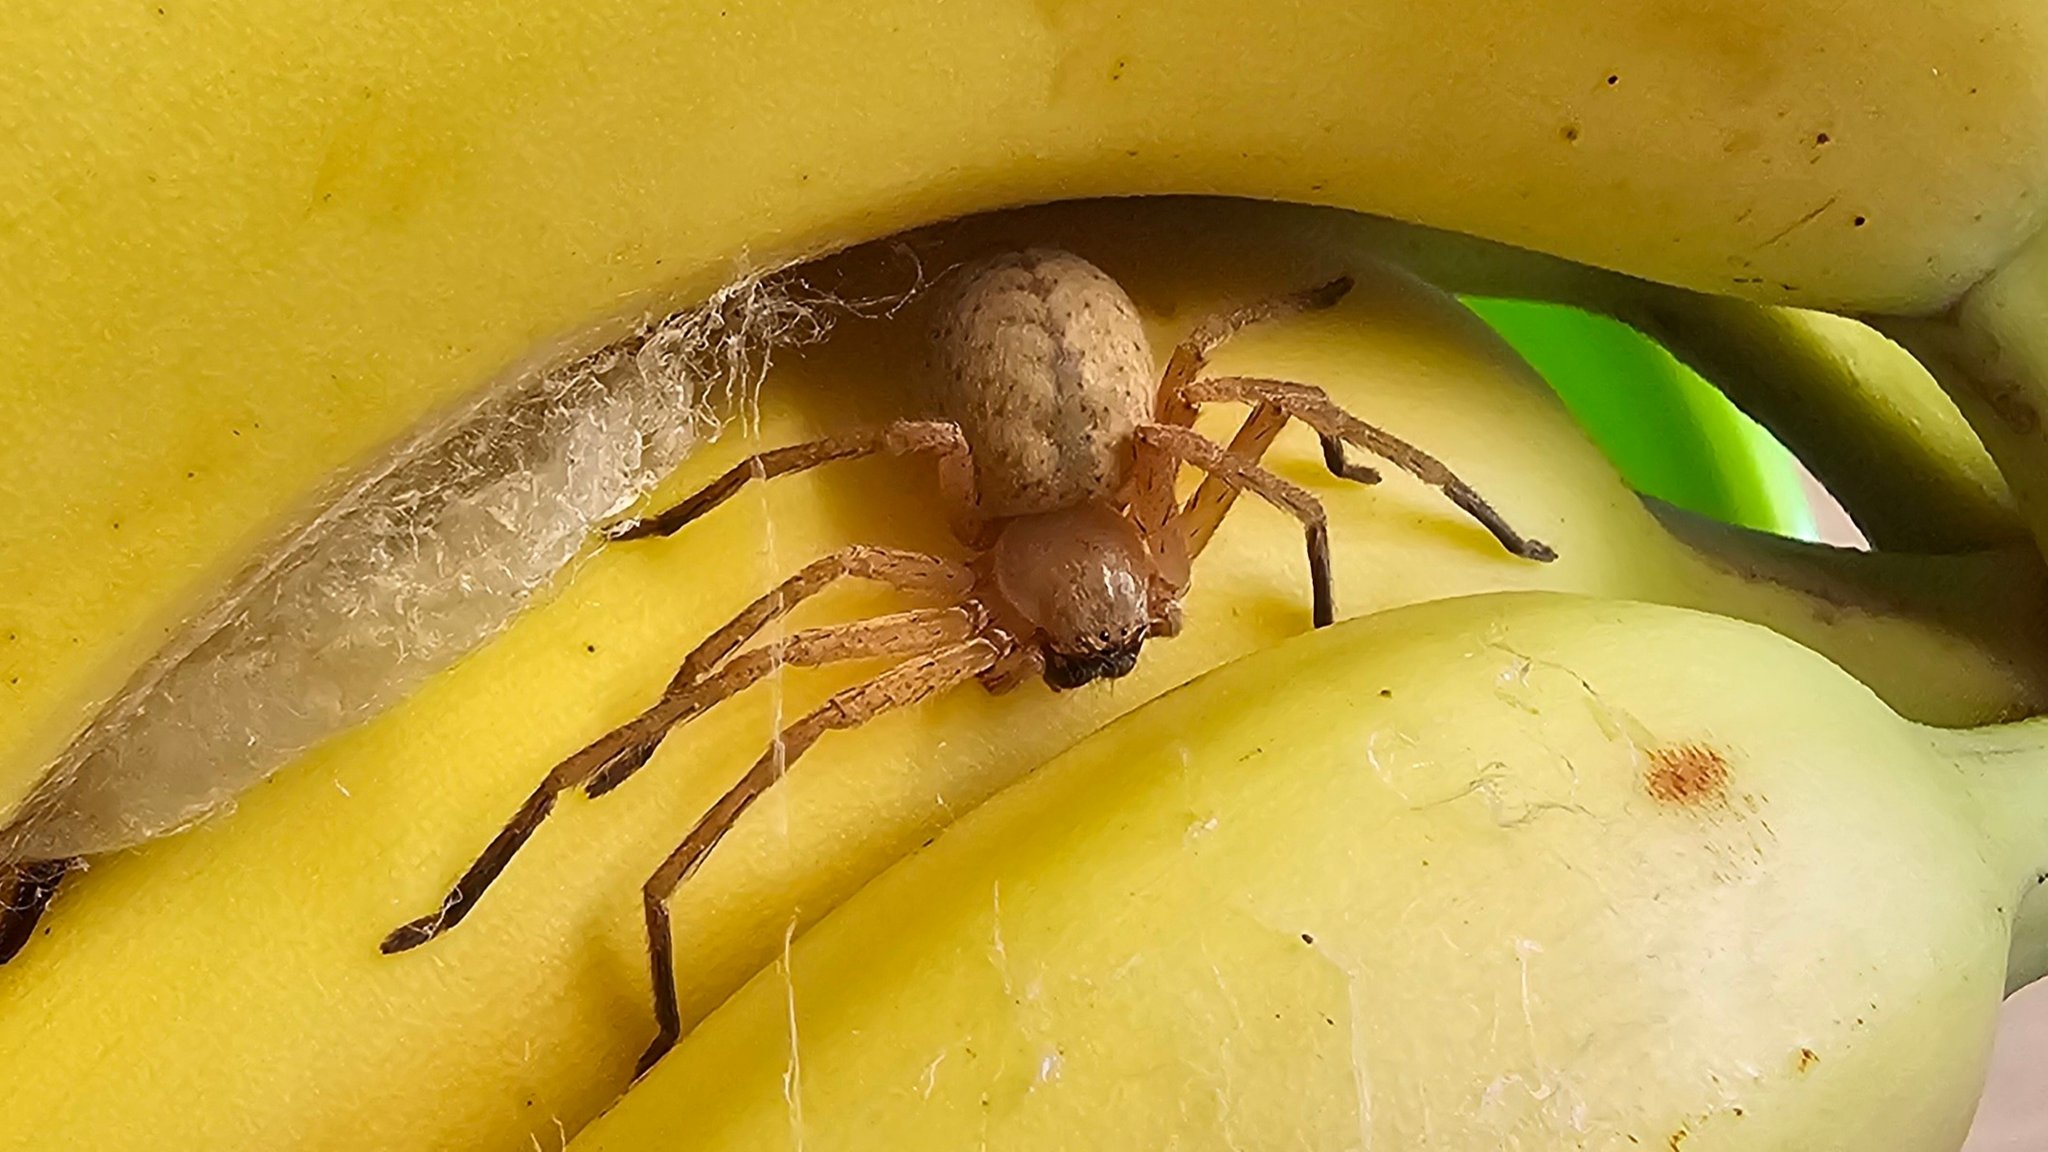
2, 198, 2028, 855
1589, 300, 2015, 552
2, 200, 2043, 1152
9, 0, 2048, 829
573, 591, 2048, 1152
1300, 213, 2021, 552
1881, 232, 2048, 574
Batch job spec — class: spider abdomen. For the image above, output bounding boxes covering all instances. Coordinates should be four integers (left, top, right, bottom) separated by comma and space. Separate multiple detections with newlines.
929, 248, 1155, 519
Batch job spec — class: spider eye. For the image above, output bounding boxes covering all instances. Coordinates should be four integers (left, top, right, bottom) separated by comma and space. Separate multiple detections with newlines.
1040, 636, 1145, 691
1102, 646, 1140, 680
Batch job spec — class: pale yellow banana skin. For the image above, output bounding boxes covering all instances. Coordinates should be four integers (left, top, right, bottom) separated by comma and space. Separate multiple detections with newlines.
575, 592, 2048, 1151
2, 203, 2043, 1152
1313, 214, 2021, 552
8, 0, 2048, 829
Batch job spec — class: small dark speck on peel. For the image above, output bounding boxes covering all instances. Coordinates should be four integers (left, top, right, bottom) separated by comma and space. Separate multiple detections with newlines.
1300, 932, 1315, 945
1797, 1047, 1820, 1073
1644, 743, 1731, 806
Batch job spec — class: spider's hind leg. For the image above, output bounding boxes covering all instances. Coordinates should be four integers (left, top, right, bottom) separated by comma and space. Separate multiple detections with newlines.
1183, 376, 1555, 563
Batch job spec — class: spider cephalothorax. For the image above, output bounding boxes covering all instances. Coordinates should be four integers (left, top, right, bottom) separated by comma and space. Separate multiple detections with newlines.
983, 503, 1155, 690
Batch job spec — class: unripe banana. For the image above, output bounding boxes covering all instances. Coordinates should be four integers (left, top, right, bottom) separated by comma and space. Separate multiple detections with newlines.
574, 592, 2048, 1152
3, 201, 2042, 1152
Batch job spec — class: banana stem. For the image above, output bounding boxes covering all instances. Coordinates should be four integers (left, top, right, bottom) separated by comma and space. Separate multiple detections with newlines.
1339, 214, 2020, 551
1937, 719, 2048, 992
1876, 224, 2048, 568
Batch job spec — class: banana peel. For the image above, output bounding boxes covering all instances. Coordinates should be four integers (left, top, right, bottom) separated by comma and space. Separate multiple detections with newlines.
4, 202, 2046, 1151
573, 592, 2048, 1152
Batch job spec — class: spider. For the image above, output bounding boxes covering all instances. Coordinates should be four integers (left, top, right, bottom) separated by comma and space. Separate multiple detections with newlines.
379, 248, 1555, 1077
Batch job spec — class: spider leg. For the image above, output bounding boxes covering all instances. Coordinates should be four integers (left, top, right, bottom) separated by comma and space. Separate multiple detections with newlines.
379, 602, 984, 955
0, 857, 76, 965
1166, 404, 1384, 561
1130, 275, 1354, 537
1135, 424, 1336, 629
1183, 376, 1556, 563
605, 419, 983, 546
634, 636, 1005, 1079
1319, 435, 1384, 485
659, 545, 972, 695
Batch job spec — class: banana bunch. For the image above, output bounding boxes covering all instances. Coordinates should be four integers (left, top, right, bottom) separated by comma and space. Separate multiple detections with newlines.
5, 0, 2048, 1149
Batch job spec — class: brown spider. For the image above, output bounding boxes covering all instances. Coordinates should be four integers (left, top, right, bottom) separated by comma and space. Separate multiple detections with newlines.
378, 249, 1555, 1077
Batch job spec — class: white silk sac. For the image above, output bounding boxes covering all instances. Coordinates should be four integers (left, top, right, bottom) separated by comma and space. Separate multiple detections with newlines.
2, 274, 833, 863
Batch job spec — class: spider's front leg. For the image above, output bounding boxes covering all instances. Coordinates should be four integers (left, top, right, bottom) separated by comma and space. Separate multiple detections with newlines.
379, 546, 975, 953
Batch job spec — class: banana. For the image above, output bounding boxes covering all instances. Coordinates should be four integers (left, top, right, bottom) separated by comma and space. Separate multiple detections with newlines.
571, 591, 2048, 1152
3, 200, 2044, 1152
1880, 231, 2048, 570
1, 198, 2024, 857
1588, 299, 2016, 552
9, 0, 2048, 829
1294, 211, 2023, 552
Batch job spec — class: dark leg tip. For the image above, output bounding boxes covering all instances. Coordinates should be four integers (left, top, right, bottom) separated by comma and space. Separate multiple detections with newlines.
1521, 540, 1559, 563
0, 922, 34, 967
1313, 274, 1356, 308
632, 1036, 674, 1082
600, 518, 650, 542
380, 917, 442, 955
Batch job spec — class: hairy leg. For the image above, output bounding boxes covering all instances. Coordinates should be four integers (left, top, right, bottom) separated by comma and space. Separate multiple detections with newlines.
633, 637, 1003, 1078
379, 602, 983, 954
657, 545, 971, 695
605, 420, 983, 545
1129, 275, 1354, 539
1178, 376, 1556, 563
1135, 424, 1336, 628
